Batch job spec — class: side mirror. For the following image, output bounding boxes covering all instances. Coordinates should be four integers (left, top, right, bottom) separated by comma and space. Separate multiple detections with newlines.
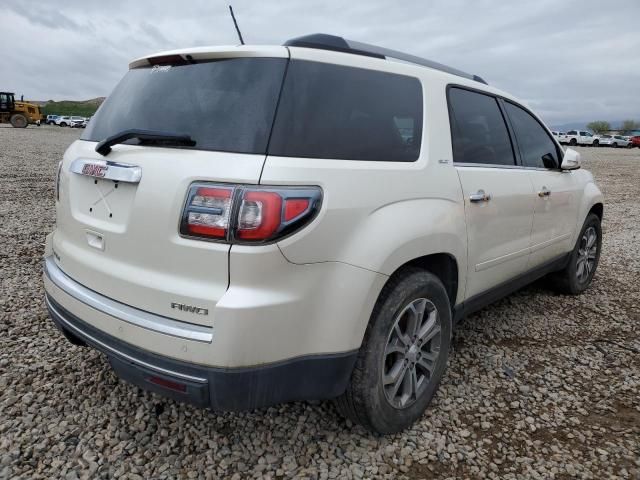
561, 148, 581, 170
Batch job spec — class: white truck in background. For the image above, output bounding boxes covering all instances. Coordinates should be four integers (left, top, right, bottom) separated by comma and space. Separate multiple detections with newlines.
565, 130, 599, 146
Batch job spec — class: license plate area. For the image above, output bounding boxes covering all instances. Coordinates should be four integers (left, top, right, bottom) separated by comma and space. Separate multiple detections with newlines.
69, 175, 137, 231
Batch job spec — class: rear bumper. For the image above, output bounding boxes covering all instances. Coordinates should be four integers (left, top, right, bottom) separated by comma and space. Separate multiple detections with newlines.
46, 294, 357, 410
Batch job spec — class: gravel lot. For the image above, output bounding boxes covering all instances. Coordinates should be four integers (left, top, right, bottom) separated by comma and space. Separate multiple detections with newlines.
1, 124, 639, 479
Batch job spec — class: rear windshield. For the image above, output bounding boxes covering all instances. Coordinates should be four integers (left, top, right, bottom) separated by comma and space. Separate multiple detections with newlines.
83, 57, 423, 161
269, 60, 423, 161
82, 58, 287, 154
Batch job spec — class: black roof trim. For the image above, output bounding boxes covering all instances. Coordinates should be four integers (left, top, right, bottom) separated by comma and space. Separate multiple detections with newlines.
284, 33, 488, 85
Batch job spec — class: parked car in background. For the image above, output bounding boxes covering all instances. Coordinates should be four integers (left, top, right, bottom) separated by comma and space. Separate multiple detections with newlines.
565, 130, 599, 146
69, 116, 86, 128
629, 136, 640, 148
70, 117, 87, 128
552, 131, 568, 144
55, 116, 71, 127
598, 135, 630, 148
46, 115, 60, 125
44, 34, 604, 434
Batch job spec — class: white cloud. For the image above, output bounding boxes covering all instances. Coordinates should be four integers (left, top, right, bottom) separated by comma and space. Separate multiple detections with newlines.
2, 0, 639, 125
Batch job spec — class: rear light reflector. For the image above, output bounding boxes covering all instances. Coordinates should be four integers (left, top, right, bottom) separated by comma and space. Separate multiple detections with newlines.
148, 375, 187, 393
180, 183, 322, 243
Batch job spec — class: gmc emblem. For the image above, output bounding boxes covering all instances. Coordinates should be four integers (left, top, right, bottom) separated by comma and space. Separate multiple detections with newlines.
82, 163, 108, 178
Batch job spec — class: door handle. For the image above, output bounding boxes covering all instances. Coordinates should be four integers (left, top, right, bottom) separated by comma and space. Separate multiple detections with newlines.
469, 190, 491, 203
538, 187, 551, 197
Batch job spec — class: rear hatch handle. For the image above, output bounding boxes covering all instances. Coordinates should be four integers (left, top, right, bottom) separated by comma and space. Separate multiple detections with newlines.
95, 129, 196, 156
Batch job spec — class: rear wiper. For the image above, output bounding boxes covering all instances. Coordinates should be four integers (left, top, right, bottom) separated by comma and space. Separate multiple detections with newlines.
95, 129, 196, 156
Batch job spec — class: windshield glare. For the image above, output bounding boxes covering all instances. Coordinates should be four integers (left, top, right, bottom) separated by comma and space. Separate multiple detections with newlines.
82, 58, 287, 154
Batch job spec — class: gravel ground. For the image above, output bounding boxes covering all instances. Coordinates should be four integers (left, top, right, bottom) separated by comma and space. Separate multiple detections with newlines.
1, 124, 639, 480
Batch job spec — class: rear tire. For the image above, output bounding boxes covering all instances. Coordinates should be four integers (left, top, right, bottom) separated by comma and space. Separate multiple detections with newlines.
593, 140, 599, 147
549, 213, 601, 295
335, 268, 452, 434
612, 142, 617, 148
10, 114, 28, 128
570, 138, 577, 146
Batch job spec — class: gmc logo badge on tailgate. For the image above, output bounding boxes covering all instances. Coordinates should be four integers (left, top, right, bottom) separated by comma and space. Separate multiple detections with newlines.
171, 302, 209, 315
82, 163, 108, 178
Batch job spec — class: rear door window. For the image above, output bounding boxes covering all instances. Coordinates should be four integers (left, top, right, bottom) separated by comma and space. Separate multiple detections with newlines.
448, 87, 516, 166
268, 60, 423, 162
504, 102, 560, 169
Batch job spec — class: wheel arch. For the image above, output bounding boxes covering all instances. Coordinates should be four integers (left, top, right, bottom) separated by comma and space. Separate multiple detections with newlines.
589, 202, 603, 221
386, 252, 460, 310
572, 180, 604, 245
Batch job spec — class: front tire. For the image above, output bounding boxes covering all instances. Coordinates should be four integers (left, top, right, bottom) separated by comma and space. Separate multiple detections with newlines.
335, 268, 452, 434
549, 213, 602, 295
10, 114, 28, 128
570, 138, 577, 146
593, 140, 599, 147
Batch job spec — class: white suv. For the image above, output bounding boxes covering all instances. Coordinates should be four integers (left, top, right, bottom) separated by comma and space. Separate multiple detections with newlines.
44, 34, 604, 434
552, 131, 568, 144
55, 116, 71, 127
598, 134, 630, 148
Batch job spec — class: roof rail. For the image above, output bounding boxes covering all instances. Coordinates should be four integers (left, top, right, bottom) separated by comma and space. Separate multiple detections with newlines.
283, 33, 488, 85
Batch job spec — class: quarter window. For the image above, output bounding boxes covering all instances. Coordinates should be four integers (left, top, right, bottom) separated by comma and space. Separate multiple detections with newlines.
269, 60, 423, 162
448, 87, 515, 166
504, 102, 559, 169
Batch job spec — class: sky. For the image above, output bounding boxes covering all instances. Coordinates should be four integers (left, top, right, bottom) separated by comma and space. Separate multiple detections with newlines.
2, 0, 639, 126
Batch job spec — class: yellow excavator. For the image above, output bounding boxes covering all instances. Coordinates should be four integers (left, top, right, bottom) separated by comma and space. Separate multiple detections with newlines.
0, 92, 43, 128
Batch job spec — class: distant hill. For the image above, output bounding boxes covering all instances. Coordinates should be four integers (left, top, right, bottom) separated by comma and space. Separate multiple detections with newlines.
550, 120, 639, 132
41, 97, 105, 117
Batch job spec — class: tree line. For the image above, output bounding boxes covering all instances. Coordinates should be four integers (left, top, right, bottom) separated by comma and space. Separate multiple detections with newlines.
586, 119, 640, 134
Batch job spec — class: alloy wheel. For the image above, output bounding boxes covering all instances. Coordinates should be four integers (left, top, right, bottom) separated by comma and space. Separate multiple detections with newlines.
382, 298, 442, 409
576, 226, 598, 284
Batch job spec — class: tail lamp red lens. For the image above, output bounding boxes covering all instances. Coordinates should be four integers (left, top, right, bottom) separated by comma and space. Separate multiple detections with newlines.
180, 183, 321, 243
284, 198, 310, 222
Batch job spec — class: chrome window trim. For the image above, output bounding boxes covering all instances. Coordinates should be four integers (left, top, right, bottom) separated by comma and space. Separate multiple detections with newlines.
44, 257, 213, 343
453, 162, 558, 172
45, 296, 207, 383
70, 158, 142, 183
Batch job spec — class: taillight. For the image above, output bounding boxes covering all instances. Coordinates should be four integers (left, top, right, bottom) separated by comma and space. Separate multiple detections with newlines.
182, 185, 234, 239
237, 191, 282, 240
180, 183, 322, 243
